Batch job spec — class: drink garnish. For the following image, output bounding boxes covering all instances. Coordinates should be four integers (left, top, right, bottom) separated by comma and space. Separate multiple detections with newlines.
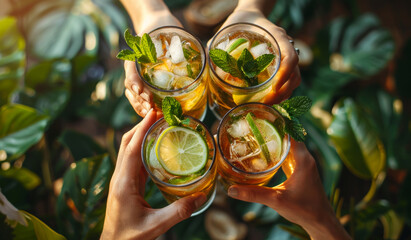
209, 46, 275, 87
272, 96, 312, 142
162, 96, 189, 126
245, 113, 272, 163
116, 29, 157, 64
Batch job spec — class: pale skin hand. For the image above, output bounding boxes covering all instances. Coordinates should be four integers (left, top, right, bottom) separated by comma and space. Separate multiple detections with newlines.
120, 0, 183, 117
101, 109, 206, 240
219, 0, 301, 104
228, 139, 352, 240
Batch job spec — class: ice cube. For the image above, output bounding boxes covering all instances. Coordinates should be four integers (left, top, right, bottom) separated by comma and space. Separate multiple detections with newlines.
172, 62, 188, 76
216, 38, 229, 50
169, 35, 185, 64
164, 40, 171, 58
173, 76, 194, 89
153, 169, 165, 181
227, 119, 250, 138
215, 67, 228, 80
250, 43, 270, 58
229, 137, 260, 162
152, 70, 174, 89
152, 37, 164, 58
249, 157, 268, 171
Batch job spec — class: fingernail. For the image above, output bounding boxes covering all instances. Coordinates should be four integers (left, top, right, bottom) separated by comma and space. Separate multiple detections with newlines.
194, 194, 206, 209
228, 187, 238, 198
143, 101, 151, 110
132, 85, 140, 95
141, 92, 150, 101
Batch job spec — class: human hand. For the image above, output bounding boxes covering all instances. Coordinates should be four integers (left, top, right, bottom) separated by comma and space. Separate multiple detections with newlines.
227, 139, 351, 240
120, 0, 183, 117
101, 109, 206, 240
219, 2, 301, 104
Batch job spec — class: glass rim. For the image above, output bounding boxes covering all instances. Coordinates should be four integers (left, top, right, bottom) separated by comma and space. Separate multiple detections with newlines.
217, 102, 291, 175
136, 25, 207, 93
207, 22, 281, 91
141, 115, 216, 188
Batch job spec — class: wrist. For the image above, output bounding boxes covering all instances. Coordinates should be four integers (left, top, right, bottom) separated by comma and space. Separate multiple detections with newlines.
301, 212, 351, 240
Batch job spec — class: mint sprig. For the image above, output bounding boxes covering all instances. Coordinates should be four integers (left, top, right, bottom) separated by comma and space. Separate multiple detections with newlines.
116, 29, 157, 64
273, 96, 312, 142
209, 47, 275, 87
162, 97, 189, 126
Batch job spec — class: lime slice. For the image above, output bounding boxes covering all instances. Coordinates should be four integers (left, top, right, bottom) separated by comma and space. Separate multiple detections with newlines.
245, 113, 282, 163
155, 126, 208, 176
227, 38, 249, 59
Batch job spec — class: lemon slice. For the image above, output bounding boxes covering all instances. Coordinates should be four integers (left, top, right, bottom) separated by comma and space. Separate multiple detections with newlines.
227, 38, 249, 59
232, 85, 271, 105
245, 113, 282, 163
155, 126, 208, 176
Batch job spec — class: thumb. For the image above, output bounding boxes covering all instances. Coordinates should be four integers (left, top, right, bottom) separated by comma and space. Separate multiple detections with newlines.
156, 192, 207, 226
228, 185, 284, 210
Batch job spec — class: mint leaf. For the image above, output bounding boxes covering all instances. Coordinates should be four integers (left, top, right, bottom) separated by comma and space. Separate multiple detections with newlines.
124, 29, 141, 52
242, 60, 259, 78
237, 48, 254, 70
183, 45, 200, 61
209, 49, 242, 79
284, 118, 306, 142
186, 64, 194, 78
162, 97, 183, 126
273, 96, 312, 142
279, 96, 312, 117
255, 54, 275, 74
141, 33, 157, 63
116, 49, 136, 61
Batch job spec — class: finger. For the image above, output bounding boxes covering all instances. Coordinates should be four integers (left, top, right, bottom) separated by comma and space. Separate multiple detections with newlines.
272, 35, 299, 92
155, 192, 207, 226
227, 185, 284, 210
125, 89, 151, 117
124, 60, 144, 95
119, 109, 157, 178
113, 123, 141, 177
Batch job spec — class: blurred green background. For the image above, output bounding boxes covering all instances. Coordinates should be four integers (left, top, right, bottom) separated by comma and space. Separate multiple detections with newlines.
0, 0, 410, 239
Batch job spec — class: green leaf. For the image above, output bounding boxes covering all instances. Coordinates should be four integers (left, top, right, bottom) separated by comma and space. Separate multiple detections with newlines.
124, 29, 141, 51
255, 54, 275, 74
353, 200, 391, 239
0, 104, 49, 161
57, 154, 113, 239
279, 96, 312, 117
13, 211, 66, 240
0, 17, 25, 107
58, 130, 105, 161
141, 33, 157, 63
19, 0, 126, 59
186, 64, 194, 79
380, 210, 404, 240
183, 45, 200, 61
116, 49, 136, 61
242, 60, 259, 78
327, 98, 386, 179
0, 168, 41, 190
13, 60, 71, 122
284, 118, 306, 142
162, 97, 183, 126
209, 49, 243, 79
237, 48, 254, 70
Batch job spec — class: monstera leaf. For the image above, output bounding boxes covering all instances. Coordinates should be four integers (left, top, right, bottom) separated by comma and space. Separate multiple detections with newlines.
12, 60, 71, 122
315, 13, 394, 77
13, 211, 66, 240
269, 0, 330, 32
0, 104, 49, 161
327, 98, 385, 179
57, 154, 113, 239
0, 17, 25, 107
17, 0, 126, 59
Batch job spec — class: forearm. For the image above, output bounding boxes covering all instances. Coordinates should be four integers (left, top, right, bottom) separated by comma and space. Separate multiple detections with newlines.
302, 213, 351, 240
235, 0, 276, 16
119, 0, 172, 33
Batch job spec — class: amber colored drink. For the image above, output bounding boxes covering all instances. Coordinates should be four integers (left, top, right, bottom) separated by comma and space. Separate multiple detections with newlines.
208, 23, 281, 119
142, 116, 217, 216
137, 26, 208, 120
217, 103, 290, 190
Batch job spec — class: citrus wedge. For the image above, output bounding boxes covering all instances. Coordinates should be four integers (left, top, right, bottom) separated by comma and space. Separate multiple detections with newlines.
155, 126, 208, 176
227, 38, 249, 59
245, 113, 282, 163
